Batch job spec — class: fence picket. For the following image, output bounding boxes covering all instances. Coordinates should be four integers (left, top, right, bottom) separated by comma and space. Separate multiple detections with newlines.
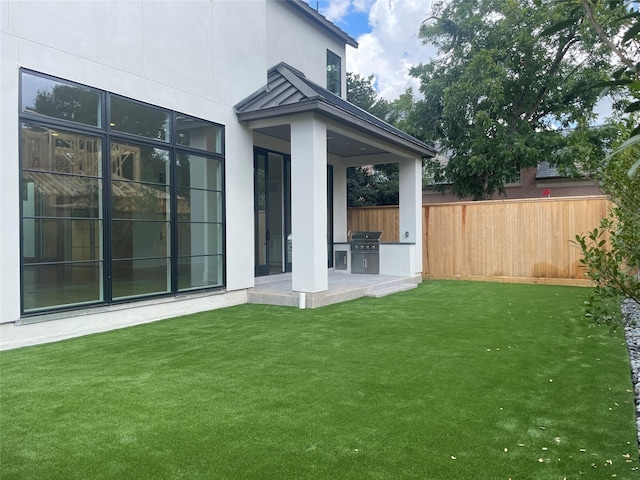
347, 196, 610, 286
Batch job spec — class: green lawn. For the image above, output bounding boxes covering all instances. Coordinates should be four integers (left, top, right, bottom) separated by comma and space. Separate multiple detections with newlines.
1, 281, 638, 479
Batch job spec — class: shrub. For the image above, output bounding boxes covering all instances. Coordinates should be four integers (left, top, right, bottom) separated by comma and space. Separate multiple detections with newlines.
576, 131, 640, 327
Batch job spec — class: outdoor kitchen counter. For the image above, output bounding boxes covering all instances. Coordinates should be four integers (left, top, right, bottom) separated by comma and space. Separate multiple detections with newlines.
333, 242, 417, 277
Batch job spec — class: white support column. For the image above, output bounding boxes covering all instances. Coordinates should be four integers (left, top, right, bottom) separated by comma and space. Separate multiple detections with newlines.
290, 114, 328, 294
225, 123, 255, 291
332, 161, 348, 242
399, 158, 423, 275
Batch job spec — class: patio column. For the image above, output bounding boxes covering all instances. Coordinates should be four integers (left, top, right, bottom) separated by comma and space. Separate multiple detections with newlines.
290, 113, 328, 293
399, 157, 423, 275
332, 162, 348, 242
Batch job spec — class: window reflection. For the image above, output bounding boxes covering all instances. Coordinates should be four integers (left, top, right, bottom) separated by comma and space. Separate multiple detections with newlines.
176, 115, 223, 153
110, 97, 170, 142
177, 223, 222, 256
23, 262, 103, 311
177, 255, 223, 291
23, 219, 102, 263
20, 70, 225, 313
176, 189, 222, 223
21, 72, 102, 127
21, 123, 104, 309
111, 184, 170, 221
327, 50, 342, 96
176, 154, 222, 190
111, 220, 170, 260
23, 173, 101, 218
22, 124, 102, 176
111, 142, 169, 184
112, 258, 170, 299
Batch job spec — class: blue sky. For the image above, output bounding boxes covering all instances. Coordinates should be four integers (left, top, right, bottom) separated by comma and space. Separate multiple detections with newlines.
314, 1, 372, 37
305, 0, 439, 100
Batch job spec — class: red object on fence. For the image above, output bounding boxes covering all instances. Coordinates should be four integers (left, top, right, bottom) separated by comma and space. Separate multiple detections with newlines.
542, 188, 551, 197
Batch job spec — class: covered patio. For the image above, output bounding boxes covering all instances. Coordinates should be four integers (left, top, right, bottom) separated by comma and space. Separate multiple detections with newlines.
235, 63, 435, 307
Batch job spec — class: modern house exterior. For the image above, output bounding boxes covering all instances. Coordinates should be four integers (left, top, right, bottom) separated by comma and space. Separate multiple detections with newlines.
0, 0, 434, 332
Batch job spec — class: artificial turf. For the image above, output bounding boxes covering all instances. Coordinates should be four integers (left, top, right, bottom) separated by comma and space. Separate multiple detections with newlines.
0, 281, 638, 479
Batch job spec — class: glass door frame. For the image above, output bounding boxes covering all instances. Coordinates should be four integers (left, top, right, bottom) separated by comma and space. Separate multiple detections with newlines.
254, 148, 291, 277
253, 148, 335, 277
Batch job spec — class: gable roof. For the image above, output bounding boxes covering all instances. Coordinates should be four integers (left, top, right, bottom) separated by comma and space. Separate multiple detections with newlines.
286, 1, 358, 48
234, 62, 436, 158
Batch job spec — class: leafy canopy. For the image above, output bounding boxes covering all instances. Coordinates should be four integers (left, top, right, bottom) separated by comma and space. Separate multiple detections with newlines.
575, 119, 640, 326
544, 0, 640, 325
345, 73, 418, 206
411, 0, 615, 200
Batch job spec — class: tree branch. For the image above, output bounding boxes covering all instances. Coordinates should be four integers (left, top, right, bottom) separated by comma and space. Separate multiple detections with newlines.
526, 35, 579, 123
581, 0, 636, 70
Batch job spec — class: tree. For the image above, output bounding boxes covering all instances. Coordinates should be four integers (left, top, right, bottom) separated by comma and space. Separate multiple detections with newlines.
33, 85, 100, 126
411, 0, 617, 200
544, 0, 640, 325
541, 0, 640, 177
346, 73, 417, 206
575, 119, 640, 326
346, 72, 379, 113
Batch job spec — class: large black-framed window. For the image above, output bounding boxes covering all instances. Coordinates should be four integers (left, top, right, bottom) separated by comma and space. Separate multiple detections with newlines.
19, 70, 225, 315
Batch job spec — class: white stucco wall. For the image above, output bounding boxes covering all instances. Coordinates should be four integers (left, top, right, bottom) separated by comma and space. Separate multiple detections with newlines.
0, 2, 21, 323
1, 0, 339, 323
266, 1, 347, 98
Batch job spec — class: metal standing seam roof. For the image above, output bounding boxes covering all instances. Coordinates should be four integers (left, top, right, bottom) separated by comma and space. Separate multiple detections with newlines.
234, 62, 436, 157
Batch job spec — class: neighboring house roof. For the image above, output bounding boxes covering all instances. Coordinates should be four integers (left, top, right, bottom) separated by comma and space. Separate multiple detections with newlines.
286, 0, 358, 48
535, 161, 564, 180
234, 62, 436, 157
535, 161, 592, 181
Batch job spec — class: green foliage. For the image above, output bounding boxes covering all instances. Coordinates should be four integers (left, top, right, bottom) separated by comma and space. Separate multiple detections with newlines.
33, 85, 100, 125
346, 72, 379, 112
346, 73, 419, 129
346, 166, 377, 206
540, 0, 640, 177
575, 226, 634, 325
346, 165, 400, 207
545, 0, 640, 324
575, 133, 640, 326
411, 0, 616, 200
345, 74, 415, 206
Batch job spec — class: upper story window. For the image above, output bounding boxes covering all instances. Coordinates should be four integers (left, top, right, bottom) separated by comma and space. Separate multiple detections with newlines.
21, 74, 102, 128
110, 96, 170, 142
327, 50, 341, 96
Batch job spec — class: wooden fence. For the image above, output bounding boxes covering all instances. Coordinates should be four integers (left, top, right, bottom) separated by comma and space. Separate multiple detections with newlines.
347, 196, 612, 286
347, 205, 399, 243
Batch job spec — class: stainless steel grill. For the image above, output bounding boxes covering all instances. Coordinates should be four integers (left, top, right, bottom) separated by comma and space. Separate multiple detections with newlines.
350, 231, 381, 274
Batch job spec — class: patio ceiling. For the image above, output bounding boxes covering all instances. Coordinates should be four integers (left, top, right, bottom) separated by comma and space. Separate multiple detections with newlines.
252, 124, 388, 158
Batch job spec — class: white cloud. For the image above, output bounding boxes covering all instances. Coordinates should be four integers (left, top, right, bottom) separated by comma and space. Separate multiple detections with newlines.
322, 0, 439, 100
322, 0, 351, 22
351, 0, 375, 13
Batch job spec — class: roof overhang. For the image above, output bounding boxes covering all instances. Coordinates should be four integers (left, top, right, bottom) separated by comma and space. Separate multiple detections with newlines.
235, 63, 436, 159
